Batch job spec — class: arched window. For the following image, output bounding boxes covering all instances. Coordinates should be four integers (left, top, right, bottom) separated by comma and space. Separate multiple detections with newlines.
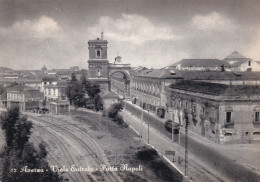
96, 50, 101, 58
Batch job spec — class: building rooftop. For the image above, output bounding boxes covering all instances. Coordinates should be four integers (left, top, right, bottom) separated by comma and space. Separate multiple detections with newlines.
178, 70, 260, 80
171, 59, 230, 67
51, 69, 78, 74
6, 85, 38, 93
0, 77, 41, 83
169, 80, 260, 96
88, 38, 108, 43
101, 91, 119, 99
136, 69, 183, 79
222, 51, 250, 64
224, 51, 246, 59
42, 77, 58, 82
44, 81, 68, 88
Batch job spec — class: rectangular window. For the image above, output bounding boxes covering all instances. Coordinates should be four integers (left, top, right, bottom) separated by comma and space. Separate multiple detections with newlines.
226, 112, 232, 123
192, 104, 196, 113
255, 112, 260, 122
202, 107, 205, 116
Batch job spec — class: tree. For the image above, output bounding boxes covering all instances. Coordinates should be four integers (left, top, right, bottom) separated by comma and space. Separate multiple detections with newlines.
93, 94, 103, 111
108, 103, 123, 119
9, 82, 19, 87
80, 73, 91, 91
0, 107, 64, 182
73, 82, 86, 107
71, 73, 77, 82
66, 73, 103, 110
86, 83, 100, 98
66, 73, 79, 105
1, 107, 21, 147
0, 84, 5, 95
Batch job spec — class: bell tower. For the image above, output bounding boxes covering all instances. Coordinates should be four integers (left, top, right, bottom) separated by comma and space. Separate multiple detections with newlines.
88, 32, 109, 90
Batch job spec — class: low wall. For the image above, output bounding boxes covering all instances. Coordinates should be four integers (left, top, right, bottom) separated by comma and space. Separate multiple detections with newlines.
124, 101, 260, 182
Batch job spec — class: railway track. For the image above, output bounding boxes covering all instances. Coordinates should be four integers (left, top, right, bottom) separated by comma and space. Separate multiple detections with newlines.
31, 120, 88, 182
30, 135, 79, 182
28, 114, 122, 182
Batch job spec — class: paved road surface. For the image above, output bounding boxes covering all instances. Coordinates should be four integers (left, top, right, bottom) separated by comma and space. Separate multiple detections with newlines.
121, 110, 226, 182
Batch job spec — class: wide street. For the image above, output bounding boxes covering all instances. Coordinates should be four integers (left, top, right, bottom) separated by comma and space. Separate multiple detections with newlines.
121, 109, 228, 182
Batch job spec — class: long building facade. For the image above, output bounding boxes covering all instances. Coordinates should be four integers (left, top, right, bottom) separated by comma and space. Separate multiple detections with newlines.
130, 69, 182, 117
125, 64, 260, 144
165, 81, 260, 144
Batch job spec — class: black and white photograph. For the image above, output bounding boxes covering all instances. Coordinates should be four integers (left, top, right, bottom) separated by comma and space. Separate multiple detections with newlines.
0, 0, 260, 181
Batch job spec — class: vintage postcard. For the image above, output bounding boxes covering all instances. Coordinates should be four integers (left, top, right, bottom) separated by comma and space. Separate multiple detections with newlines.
0, 0, 260, 182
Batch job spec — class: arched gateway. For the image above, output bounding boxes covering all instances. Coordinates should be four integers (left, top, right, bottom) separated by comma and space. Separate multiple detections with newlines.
87, 34, 131, 98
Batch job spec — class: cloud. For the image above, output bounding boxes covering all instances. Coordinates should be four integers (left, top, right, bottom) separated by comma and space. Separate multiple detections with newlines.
0, 16, 80, 69
88, 14, 179, 44
191, 11, 236, 31
31, 16, 59, 38
1, 16, 60, 39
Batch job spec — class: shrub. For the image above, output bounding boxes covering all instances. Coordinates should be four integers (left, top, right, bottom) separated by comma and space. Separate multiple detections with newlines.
108, 103, 123, 119
150, 158, 182, 182
136, 147, 159, 161
115, 115, 128, 128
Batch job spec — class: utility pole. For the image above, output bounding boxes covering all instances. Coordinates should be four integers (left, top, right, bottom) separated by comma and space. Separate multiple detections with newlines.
148, 124, 150, 144
140, 96, 144, 139
175, 110, 181, 152
51, 104, 54, 125
172, 119, 174, 143
184, 111, 189, 177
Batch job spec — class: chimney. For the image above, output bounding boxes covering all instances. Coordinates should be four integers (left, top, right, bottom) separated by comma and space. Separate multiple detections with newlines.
101, 32, 104, 40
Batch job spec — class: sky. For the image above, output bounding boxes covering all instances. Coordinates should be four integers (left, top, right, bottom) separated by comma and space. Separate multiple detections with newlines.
0, 0, 260, 70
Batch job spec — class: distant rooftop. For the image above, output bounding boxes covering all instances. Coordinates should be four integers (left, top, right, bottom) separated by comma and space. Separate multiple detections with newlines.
171, 59, 230, 67
42, 77, 58, 82
224, 51, 246, 59
6, 85, 37, 93
0, 77, 41, 83
130, 66, 147, 73
223, 51, 250, 64
44, 81, 67, 88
